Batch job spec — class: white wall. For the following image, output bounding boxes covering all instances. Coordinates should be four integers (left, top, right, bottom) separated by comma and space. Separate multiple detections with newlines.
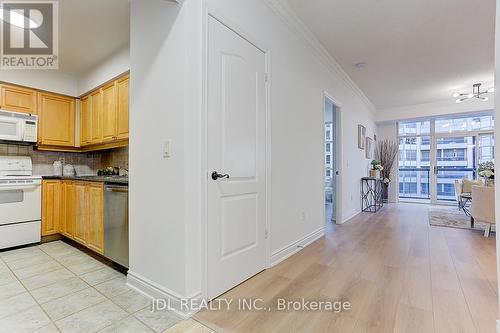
128, 0, 376, 307
0, 70, 78, 96
78, 47, 130, 95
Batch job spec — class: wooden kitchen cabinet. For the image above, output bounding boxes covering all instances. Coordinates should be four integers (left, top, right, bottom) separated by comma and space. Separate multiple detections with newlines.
48, 180, 104, 254
87, 183, 104, 254
41, 180, 62, 236
116, 75, 129, 140
90, 90, 103, 144
61, 181, 75, 238
101, 82, 117, 143
73, 182, 89, 245
80, 96, 91, 146
0, 84, 37, 114
38, 92, 76, 147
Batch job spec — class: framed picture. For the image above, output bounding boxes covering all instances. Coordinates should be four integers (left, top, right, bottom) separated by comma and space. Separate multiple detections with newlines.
366, 137, 373, 159
358, 125, 366, 149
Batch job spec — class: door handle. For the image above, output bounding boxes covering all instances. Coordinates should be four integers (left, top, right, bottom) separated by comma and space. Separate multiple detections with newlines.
211, 171, 230, 180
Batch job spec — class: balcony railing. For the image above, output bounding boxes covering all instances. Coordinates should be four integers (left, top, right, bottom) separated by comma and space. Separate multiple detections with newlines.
399, 167, 477, 201
399, 168, 430, 200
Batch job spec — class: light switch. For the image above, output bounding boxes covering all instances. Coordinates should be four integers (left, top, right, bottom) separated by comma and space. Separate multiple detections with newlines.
163, 140, 171, 158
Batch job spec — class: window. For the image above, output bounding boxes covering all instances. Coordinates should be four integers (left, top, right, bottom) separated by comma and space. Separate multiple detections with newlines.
326, 169, 331, 177
421, 183, 429, 195
326, 155, 331, 164
398, 113, 494, 202
326, 130, 331, 141
479, 134, 495, 164
398, 120, 430, 136
421, 150, 430, 161
326, 143, 331, 153
435, 115, 494, 133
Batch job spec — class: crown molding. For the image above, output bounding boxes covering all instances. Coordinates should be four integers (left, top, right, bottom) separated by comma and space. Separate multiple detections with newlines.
264, 0, 376, 114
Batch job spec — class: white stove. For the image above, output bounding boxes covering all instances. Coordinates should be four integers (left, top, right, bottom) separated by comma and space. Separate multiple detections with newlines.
0, 156, 41, 249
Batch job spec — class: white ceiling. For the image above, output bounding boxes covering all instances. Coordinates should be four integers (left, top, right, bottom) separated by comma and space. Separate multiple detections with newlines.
285, 0, 496, 110
58, 0, 130, 75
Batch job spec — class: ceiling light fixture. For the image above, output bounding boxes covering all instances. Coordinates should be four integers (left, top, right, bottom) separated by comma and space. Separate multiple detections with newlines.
454, 83, 493, 103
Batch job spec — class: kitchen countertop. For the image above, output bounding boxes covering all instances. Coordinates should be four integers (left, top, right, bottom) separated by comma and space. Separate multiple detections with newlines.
42, 175, 129, 185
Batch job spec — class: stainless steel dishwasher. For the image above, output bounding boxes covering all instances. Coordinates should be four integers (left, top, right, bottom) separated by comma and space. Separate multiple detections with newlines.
104, 184, 129, 268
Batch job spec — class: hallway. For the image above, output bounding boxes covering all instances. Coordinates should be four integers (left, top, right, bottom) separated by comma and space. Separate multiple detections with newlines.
195, 203, 498, 332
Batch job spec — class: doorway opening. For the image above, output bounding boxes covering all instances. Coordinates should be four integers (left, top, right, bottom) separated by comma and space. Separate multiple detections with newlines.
325, 97, 338, 223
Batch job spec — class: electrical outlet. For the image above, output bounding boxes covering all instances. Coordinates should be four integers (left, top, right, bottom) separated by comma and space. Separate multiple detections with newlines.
300, 212, 306, 222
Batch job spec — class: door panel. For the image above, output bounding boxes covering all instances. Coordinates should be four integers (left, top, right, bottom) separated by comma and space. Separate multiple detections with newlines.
102, 83, 117, 142
87, 184, 104, 254
38, 93, 75, 147
116, 75, 129, 140
80, 96, 91, 146
90, 90, 103, 144
0, 84, 37, 114
207, 17, 267, 299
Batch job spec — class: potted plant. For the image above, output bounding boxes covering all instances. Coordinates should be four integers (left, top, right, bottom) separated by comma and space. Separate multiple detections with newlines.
375, 139, 399, 203
370, 160, 383, 178
478, 161, 494, 186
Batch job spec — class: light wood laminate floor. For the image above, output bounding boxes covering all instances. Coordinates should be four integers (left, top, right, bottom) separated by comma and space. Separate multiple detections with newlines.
195, 203, 498, 333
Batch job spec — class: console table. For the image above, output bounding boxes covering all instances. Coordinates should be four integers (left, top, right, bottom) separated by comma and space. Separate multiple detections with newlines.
361, 177, 383, 213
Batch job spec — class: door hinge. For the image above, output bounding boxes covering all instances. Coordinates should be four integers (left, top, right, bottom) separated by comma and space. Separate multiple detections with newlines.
265, 229, 269, 239
264, 73, 269, 83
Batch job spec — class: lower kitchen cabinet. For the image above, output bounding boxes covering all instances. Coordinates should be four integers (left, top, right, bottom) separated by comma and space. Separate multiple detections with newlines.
41, 180, 62, 236
73, 182, 89, 245
87, 183, 104, 254
61, 181, 75, 238
43, 180, 104, 255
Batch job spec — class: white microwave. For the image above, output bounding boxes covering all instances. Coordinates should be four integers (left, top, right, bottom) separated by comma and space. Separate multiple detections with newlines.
0, 110, 37, 143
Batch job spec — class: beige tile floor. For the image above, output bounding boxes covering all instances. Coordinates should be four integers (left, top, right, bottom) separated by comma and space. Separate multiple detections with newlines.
0, 240, 183, 333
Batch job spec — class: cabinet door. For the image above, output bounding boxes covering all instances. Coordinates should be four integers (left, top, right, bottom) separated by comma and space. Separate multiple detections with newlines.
0, 84, 37, 114
102, 83, 117, 142
80, 96, 91, 146
90, 90, 103, 144
116, 75, 129, 140
38, 93, 76, 147
62, 181, 75, 238
41, 180, 61, 236
87, 183, 104, 254
73, 182, 88, 245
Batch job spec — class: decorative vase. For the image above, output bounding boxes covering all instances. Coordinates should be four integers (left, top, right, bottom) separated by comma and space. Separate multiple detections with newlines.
369, 169, 379, 178
382, 184, 389, 203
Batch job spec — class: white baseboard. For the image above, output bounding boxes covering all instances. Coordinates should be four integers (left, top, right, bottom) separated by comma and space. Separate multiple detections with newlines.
497, 319, 500, 333
339, 210, 361, 224
127, 271, 201, 319
270, 226, 325, 267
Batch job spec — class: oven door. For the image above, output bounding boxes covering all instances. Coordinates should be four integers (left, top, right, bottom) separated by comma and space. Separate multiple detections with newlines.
0, 115, 23, 142
0, 183, 41, 226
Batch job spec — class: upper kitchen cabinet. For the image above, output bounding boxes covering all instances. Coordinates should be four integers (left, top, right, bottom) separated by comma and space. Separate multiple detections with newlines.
80, 73, 129, 148
116, 75, 129, 140
37, 92, 76, 147
89, 89, 103, 144
0, 84, 37, 114
101, 82, 117, 143
80, 96, 91, 146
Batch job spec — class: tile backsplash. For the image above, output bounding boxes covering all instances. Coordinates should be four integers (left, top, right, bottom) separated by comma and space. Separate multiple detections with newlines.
0, 143, 129, 176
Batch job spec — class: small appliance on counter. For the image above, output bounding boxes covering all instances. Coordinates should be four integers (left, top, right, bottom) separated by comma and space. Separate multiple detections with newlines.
0, 156, 41, 249
53, 160, 63, 176
63, 164, 75, 177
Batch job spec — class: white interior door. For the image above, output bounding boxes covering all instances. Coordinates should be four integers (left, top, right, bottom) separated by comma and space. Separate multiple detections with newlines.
207, 16, 267, 300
